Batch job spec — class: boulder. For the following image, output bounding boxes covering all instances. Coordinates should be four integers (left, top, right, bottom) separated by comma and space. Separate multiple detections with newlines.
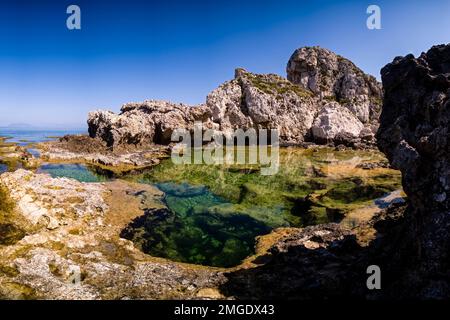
311, 102, 364, 143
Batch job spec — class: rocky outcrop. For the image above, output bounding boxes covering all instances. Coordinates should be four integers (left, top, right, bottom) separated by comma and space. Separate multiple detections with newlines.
376, 44, 450, 298
287, 46, 382, 124
87, 47, 382, 149
220, 223, 366, 299
221, 44, 450, 300
39, 135, 170, 174
206, 68, 316, 144
88, 100, 213, 148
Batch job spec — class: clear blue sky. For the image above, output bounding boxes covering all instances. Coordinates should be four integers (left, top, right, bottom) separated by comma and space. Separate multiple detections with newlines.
0, 0, 449, 128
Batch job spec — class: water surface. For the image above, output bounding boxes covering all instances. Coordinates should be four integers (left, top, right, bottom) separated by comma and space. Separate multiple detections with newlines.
37, 163, 111, 183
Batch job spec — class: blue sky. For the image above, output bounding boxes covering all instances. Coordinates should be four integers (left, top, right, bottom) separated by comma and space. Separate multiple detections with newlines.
0, 0, 449, 128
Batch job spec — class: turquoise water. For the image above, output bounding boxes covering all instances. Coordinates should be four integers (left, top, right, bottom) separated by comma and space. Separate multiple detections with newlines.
0, 163, 7, 174
37, 163, 111, 183
0, 128, 86, 147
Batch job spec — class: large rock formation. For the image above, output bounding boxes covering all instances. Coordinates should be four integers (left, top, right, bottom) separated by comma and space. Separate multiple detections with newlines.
206, 68, 317, 144
88, 100, 213, 148
221, 44, 450, 300
87, 47, 382, 149
376, 44, 450, 297
287, 46, 382, 124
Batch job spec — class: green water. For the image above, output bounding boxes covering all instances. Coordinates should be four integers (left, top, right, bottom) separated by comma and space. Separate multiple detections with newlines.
125, 147, 402, 267
30, 148, 402, 268
121, 182, 272, 267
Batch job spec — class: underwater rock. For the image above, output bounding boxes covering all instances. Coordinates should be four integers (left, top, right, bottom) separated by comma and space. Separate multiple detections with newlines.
120, 206, 272, 268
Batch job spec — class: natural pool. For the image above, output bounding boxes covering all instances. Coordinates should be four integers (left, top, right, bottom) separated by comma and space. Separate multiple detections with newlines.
37, 163, 111, 183
28, 147, 402, 268
122, 147, 403, 267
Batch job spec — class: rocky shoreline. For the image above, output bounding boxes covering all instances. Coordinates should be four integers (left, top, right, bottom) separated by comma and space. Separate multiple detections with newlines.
1, 43, 449, 299
86, 47, 381, 152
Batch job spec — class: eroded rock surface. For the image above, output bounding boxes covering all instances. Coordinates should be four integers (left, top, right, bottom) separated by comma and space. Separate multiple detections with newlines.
287, 46, 382, 124
376, 44, 450, 298
86, 47, 382, 149
38, 135, 170, 174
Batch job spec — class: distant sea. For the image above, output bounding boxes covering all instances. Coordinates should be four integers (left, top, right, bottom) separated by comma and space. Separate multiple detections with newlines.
0, 128, 87, 146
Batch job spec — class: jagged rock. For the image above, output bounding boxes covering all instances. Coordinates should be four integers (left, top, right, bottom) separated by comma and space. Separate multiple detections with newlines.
88, 100, 213, 148
206, 68, 317, 143
287, 46, 382, 124
87, 47, 382, 149
376, 44, 450, 298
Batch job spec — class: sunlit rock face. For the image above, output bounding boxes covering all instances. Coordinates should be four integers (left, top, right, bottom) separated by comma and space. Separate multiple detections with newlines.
88, 47, 382, 149
377, 44, 450, 298
206, 68, 317, 144
87, 100, 213, 148
287, 46, 382, 125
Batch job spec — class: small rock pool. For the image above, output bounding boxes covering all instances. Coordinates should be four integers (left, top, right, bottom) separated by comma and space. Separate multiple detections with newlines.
37, 163, 112, 183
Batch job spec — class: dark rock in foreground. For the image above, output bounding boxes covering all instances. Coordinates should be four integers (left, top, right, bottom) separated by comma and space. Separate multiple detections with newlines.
377, 43, 450, 298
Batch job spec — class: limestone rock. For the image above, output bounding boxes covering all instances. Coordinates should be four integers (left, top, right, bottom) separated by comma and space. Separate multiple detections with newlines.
311, 102, 364, 143
88, 100, 213, 149
287, 46, 382, 124
0, 171, 226, 299
86, 47, 382, 149
0, 169, 108, 228
206, 68, 317, 144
